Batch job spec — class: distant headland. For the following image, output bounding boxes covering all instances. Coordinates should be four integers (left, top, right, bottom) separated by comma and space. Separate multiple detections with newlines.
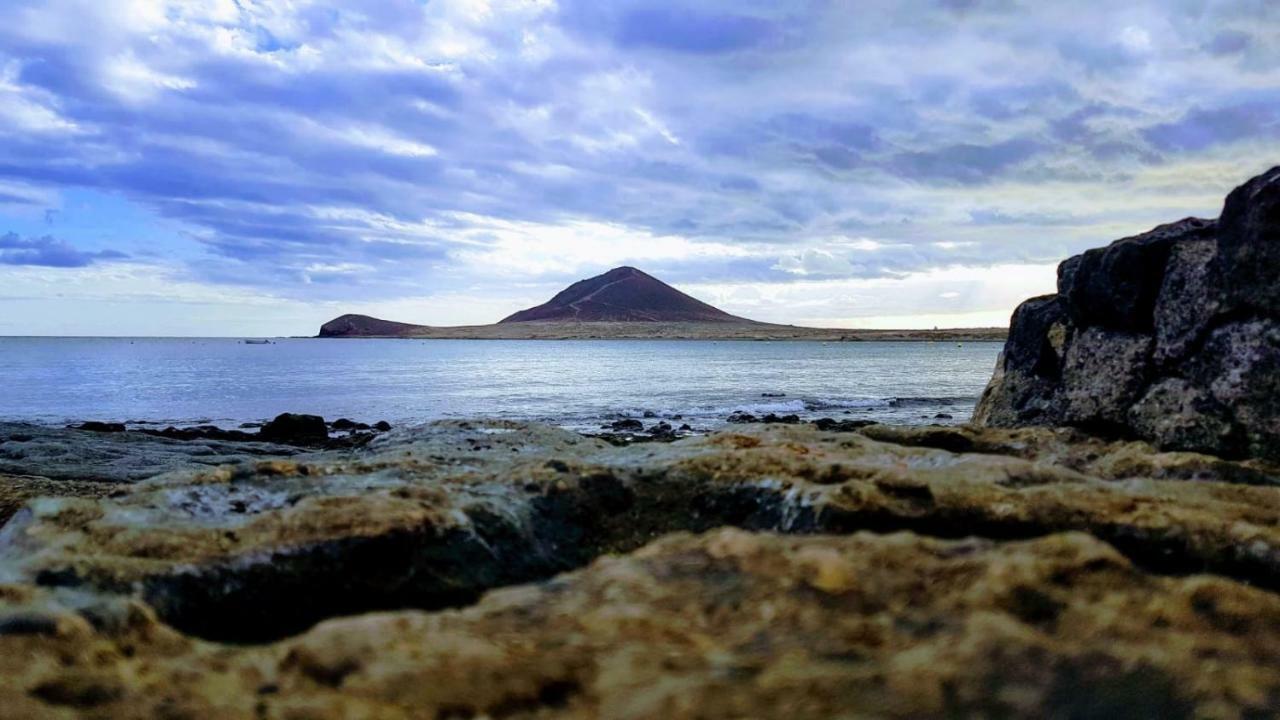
318, 266, 1007, 341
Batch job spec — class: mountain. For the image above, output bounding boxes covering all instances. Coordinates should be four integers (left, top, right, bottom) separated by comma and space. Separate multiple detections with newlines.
318, 314, 425, 338
315, 265, 1008, 341
500, 266, 743, 323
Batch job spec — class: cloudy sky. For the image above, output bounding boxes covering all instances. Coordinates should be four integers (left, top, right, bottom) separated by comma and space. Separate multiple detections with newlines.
0, 0, 1276, 335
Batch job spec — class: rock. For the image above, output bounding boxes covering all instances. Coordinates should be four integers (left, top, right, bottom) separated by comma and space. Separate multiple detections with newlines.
0, 423, 301, 483
258, 413, 329, 445
647, 422, 676, 440
726, 411, 757, 424
1191, 319, 1280, 459
0, 475, 115, 525
976, 166, 1280, 461
2, 421, 1280, 717
1060, 327, 1152, 429
1153, 238, 1219, 366
330, 418, 370, 432
609, 418, 643, 432
812, 417, 878, 432
934, 413, 953, 419
373, 421, 392, 432
1128, 379, 1241, 456
761, 392, 786, 397
139, 425, 257, 442
1058, 217, 1216, 332
972, 295, 1070, 427
642, 410, 658, 419
71, 422, 126, 433
1217, 166, 1280, 316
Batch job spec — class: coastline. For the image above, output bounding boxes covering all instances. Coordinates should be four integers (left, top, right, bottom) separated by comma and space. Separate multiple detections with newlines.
314, 320, 1009, 342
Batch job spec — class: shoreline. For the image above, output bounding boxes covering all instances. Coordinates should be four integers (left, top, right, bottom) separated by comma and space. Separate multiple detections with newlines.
314, 322, 1009, 342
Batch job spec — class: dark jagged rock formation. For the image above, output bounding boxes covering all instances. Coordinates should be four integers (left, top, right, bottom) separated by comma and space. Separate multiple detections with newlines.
500, 266, 744, 323
318, 314, 424, 338
975, 166, 1280, 462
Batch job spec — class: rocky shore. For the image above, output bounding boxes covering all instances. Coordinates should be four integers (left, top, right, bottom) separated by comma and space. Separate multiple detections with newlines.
0, 418, 1278, 717
1, 167, 1278, 718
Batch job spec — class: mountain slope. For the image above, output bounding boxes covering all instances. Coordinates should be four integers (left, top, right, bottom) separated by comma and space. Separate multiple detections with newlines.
499, 266, 744, 323
318, 314, 424, 338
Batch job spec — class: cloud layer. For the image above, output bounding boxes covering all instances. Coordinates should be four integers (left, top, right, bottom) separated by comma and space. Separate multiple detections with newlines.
0, 0, 1277, 333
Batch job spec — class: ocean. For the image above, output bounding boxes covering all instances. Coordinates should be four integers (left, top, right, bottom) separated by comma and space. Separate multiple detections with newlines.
0, 338, 1002, 432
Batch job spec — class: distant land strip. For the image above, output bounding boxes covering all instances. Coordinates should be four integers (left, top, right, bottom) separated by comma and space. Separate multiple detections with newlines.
318, 267, 1007, 341
316, 317, 1007, 342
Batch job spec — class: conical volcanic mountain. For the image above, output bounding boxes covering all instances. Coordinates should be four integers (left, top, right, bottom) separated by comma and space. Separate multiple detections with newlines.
500, 266, 743, 323
316, 266, 1006, 341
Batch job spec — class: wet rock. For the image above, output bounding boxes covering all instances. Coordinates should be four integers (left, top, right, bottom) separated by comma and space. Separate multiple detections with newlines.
642, 410, 658, 419
812, 417, 879, 432
330, 418, 370, 432
934, 413, 953, 419
139, 425, 257, 442
71, 422, 126, 433
648, 421, 674, 435
609, 418, 643, 432
373, 421, 392, 432
977, 166, 1280, 461
0, 423, 301, 483
761, 392, 786, 397
726, 411, 757, 424
259, 413, 329, 445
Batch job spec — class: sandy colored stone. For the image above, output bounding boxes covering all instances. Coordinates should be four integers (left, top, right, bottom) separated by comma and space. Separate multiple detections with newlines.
3, 421, 1280, 717
0, 475, 116, 526
2, 530, 1279, 718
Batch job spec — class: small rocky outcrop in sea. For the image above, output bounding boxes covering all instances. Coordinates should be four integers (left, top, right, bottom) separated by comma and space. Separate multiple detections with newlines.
975, 166, 1280, 461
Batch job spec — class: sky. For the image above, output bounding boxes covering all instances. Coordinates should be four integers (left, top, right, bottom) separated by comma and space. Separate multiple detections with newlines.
0, 0, 1276, 336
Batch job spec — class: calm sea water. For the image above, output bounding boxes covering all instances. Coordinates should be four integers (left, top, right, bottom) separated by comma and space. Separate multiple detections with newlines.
0, 338, 1001, 431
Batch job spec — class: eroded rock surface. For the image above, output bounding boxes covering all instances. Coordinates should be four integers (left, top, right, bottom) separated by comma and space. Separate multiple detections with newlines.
1, 421, 1279, 716
0, 423, 304, 483
2, 529, 1279, 719
975, 166, 1280, 461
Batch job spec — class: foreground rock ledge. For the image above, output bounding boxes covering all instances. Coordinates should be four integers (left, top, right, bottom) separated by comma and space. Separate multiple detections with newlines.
1, 421, 1279, 717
